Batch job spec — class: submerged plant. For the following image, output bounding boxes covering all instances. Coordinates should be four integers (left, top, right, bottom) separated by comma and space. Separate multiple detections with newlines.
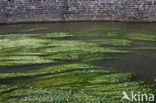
0, 32, 155, 103
22, 27, 48, 32
126, 33, 156, 41
39, 32, 73, 38
87, 39, 132, 46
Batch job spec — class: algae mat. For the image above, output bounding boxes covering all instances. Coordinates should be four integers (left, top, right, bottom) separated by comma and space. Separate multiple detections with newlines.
0, 31, 156, 103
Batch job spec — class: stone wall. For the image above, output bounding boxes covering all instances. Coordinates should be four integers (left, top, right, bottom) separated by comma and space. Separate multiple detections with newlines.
0, 0, 156, 23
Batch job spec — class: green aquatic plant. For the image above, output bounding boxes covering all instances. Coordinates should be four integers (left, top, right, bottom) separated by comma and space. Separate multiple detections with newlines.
126, 33, 156, 41
39, 32, 73, 38
43, 40, 127, 62
0, 38, 57, 66
0, 78, 155, 103
0, 34, 41, 40
0, 38, 46, 50
0, 63, 116, 80
0, 37, 127, 66
29, 70, 134, 89
0, 55, 56, 66
43, 40, 128, 54
87, 39, 132, 46
75, 27, 124, 37
0, 32, 155, 103
89, 27, 122, 35
22, 27, 48, 32
131, 47, 156, 50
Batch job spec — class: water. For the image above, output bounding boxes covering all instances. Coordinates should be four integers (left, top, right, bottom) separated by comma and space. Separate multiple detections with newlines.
0, 22, 156, 83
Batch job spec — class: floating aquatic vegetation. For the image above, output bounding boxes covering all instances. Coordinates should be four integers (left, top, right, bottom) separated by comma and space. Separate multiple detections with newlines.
0, 81, 155, 103
29, 70, 134, 89
0, 38, 55, 66
22, 27, 48, 32
89, 27, 122, 35
75, 27, 124, 37
0, 31, 155, 103
0, 73, 35, 80
39, 32, 73, 38
0, 34, 17, 40
87, 39, 132, 46
0, 37, 126, 66
0, 39, 9, 42
0, 38, 46, 50
0, 63, 105, 79
0, 55, 56, 66
44, 40, 127, 54
0, 34, 40, 40
43, 40, 127, 62
127, 33, 156, 41
131, 47, 156, 50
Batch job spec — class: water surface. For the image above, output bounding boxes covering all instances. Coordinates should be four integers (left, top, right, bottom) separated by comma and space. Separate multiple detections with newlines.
0, 22, 156, 83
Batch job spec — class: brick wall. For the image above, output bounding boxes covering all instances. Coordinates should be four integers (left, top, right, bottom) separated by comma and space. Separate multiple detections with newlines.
0, 0, 156, 23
